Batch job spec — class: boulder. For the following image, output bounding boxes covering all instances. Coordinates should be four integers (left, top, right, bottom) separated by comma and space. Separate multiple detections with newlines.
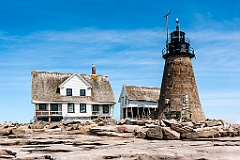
30, 124, 45, 129
146, 126, 164, 139
160, 120, 167, 127
0, 149, 16, 157
117, 119, 126, 125
197, 130, 220, 138
116, 126, 125, 133
32, 129, 45, 133
124, 119, 132, 125
162, 119, 178, 127
89, 126, 117, 135
226, 128, 239, 137
44, 128, 62, 133
205, 120, 222, 127
193, 122, 205, 129
0, 128, 12, 136
168, 123, 184, 133
135, 128, 148, 139
181, 131, 199, 139
122, 125, 142, 133
221, 120, 231, 129
98, 122, 105, 126
162, 127, 180, 140
145, 124, 158, 128
72, 123, 79, 130
84, 121, 92, 125
181, 129, 220, 139
47, 124, 59, 129
136, 120, 148, 126
181, 121, 194, 127
65, 126, 73, 131
62, 120, 80, 126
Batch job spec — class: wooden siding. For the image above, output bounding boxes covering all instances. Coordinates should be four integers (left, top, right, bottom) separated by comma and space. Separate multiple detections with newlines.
127, 100, 158, 108
60, 75, 91, 96
62, 103, 92, 118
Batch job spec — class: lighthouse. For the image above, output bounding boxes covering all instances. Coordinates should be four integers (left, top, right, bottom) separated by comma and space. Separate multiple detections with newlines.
158, 17, 205, 122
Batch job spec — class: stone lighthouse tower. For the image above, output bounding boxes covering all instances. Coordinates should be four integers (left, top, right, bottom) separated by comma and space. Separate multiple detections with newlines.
158, 18, 205, 122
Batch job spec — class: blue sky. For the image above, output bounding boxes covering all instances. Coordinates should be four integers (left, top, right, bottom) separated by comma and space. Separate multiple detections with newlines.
0, 0, 240, 123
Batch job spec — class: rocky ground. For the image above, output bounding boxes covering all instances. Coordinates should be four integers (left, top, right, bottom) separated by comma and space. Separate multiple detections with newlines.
0, 119, 240, 160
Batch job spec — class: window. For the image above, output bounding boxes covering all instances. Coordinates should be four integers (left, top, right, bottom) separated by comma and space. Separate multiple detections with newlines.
39, 104, 46, 110
56, 88, 60, 94
103, 105, 109, 113
168, 83, 172, 88
121, 97, 124, 105
80, 89, 86, 96
51, 104, 58, 115
68, 103, 74, 113
50, 104, 58, 111
92, 105, 99, 111
80, 103, 86, 113
66, 88, 72, 96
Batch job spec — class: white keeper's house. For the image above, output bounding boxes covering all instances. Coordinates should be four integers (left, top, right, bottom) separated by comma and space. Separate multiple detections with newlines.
119, 85, 160, 120
31, 66, 115, 122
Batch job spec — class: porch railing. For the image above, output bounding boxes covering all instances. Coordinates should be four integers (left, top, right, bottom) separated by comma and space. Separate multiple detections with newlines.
35, 111, 62, 116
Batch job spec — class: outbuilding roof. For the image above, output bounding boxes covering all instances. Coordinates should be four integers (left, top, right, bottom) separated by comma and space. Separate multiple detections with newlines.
120, 85, 160, 102
31, 71, 115, 104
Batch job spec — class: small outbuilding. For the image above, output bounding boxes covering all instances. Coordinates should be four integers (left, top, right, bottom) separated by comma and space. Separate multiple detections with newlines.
118, 85, 160, 119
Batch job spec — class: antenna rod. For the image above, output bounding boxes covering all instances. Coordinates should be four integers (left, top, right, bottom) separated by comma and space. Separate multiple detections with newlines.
176, 18, 180, 42
163, 10, 171, 53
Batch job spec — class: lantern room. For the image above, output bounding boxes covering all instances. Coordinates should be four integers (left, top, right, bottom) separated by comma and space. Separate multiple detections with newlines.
162, 18, 195, 59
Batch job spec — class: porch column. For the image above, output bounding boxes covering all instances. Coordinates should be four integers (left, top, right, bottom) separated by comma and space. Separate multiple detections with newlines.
131, 107, 133, 119
137, 107, 140, 119
125, 107, 128, 119
48, 103, 51, 122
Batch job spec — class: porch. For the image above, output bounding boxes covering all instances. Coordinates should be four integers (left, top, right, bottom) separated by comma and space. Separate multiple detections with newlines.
123, 107, 157, 120
35, 103, 63, 122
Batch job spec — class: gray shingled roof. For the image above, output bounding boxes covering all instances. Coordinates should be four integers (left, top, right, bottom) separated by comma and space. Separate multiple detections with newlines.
124, 85, 160, 102
31, 71, 115, 103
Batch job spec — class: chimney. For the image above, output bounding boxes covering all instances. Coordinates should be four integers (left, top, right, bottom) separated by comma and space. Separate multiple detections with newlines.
92, 64, 96, 74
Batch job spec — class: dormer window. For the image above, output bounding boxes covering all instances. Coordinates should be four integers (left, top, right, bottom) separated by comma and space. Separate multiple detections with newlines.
66, 88, 72, 96
80, 89, 86, 96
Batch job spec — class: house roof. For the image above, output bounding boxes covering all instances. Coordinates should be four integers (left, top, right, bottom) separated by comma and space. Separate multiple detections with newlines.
31, 71, 115, 104
121, 85, 160, 103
